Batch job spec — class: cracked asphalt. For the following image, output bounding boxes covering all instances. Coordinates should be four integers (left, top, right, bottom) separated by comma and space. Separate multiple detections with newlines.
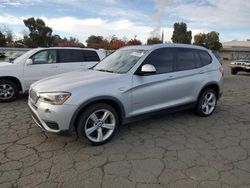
1, 61, 250, 188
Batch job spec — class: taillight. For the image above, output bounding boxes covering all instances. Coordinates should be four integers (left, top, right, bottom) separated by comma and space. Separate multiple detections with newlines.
219, 67, 224, 77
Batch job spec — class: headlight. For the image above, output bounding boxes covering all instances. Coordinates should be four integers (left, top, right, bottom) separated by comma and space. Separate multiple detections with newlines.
39, 92, 71, 105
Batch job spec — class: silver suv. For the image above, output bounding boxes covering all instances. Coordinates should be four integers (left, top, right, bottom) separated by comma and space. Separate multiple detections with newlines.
28, 44, 224, 145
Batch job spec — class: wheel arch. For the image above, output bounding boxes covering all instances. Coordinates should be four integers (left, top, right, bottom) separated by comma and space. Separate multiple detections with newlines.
69, 96, 126, 132
0, 76, 23, 92
197, 82, 220, 101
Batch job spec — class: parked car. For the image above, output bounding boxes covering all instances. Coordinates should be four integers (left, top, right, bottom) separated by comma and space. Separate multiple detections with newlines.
230, 54, 250, 74
0, 50, 29, 62
0, 47, 105, 102
28, 44, 224, 145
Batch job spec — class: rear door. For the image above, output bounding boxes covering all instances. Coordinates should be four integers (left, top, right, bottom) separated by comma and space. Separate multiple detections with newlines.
81, 50, 100, 69
23, 49, 59, 89
173, 48, 206, 103
58, 49, 84, 73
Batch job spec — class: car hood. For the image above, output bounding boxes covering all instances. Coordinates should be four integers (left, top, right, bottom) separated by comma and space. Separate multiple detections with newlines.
236, 59, 250, 62
0, 61, 13, 67
31, 70, 123, 92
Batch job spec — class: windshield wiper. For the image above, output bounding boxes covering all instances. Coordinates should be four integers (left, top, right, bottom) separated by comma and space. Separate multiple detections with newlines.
95, 69, 115, 73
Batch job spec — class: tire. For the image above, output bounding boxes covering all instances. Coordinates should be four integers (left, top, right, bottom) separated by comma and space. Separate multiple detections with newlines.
231, 68, 238, 75
196, 89, 217, 117
77, 103, 119, 145
0, 79, 19, 102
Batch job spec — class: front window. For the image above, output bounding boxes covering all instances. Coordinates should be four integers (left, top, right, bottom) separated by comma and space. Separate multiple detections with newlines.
31, 50, 57, 64
93, 49, 147, 74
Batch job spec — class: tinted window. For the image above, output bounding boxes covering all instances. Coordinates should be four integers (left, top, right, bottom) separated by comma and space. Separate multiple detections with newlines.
83, 50, 100, 61
176, 48, 196, 71
31, 50, 57, 64
143, 48, 175, 74
58, 50, 84, 63
199, 51, 212, 66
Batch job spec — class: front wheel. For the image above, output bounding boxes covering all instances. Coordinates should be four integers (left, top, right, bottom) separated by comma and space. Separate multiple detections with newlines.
77, 103, 119, 145
196, 89, 217, 117
0, 79, 19, 102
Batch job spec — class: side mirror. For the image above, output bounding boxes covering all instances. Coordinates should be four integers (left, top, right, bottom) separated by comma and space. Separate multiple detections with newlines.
140, 64, 156, 74
25, 58, 33, 65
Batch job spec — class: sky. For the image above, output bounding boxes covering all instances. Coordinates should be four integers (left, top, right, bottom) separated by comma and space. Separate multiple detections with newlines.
0, 0, 249, 44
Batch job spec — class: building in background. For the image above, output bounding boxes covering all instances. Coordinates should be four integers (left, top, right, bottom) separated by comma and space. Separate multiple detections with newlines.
220, 40, 250, 60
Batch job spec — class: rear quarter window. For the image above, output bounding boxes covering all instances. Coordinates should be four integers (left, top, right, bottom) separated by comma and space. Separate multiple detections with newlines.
82, 50, 100, 62
199, 50, 212, 67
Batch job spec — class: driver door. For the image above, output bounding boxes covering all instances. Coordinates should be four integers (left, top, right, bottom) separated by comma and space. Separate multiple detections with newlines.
23, 49, 60, 90
131, 48, 179, 116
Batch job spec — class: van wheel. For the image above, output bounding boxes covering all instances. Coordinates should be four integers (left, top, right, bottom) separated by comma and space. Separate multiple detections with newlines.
0, 79, 19, 102
77, 103, 119, 145
196, 89, 217, 117
231, 68, 238, 75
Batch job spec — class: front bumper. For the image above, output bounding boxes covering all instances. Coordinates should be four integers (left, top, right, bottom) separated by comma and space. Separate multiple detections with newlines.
28, 99, 77, 133
230, 63, 250, 70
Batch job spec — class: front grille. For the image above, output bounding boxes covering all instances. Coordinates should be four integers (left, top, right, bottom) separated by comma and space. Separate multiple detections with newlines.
30, 89, 38, 104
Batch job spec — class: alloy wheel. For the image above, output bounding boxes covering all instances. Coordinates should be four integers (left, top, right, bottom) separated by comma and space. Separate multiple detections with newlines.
0, 84, 15, 100
84, 109, 116, 143
202, 92, 216, 115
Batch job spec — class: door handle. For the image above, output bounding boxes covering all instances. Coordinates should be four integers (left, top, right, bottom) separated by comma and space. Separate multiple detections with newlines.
199, 70, 205, 74
51, 65, 59, 68
168, 75, 175, 79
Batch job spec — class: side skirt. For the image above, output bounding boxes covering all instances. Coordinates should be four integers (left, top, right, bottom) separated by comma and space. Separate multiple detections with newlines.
123, 102, 196, 125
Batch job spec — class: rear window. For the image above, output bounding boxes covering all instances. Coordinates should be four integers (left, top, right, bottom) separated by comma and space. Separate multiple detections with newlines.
58, 50, 84, 63
82, 50, 100, 62
176, 48, 196, 71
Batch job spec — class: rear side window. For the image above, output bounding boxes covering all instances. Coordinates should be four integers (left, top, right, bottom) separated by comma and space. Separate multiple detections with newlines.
199, 51, 212, 67
82, 50, 100, 62
143, 48, 175, 74
58, 50, 84, 63
176, 48, 196, 71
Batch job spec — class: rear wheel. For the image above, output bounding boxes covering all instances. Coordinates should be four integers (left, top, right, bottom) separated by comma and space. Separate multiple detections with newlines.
196, 89, 217, 117
77, 103, 119, 145
0, 79, 19, 102
231, 68, 238, 75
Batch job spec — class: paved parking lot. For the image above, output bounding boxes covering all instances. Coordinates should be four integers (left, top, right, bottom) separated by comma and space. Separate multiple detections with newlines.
0, 61, 250, 188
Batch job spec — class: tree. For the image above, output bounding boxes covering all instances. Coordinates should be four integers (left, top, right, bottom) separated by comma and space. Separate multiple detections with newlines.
0, 31, 6, 47
110, 39, 126, 50
23, 17, 54, 47
53, 36, 84, 47
206, 31, 222, 51
194, 33, 207, 46
86, 35, 105, 48
194, 31, 222, 51
147, 37, 162, 44
127, 38, 142, 46
171, 22, 192, 44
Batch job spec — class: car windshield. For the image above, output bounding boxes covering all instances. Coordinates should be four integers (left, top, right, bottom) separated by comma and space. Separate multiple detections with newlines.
13, 49, 39, 64
93, 49, 147, 74
244, 55, 250, 60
